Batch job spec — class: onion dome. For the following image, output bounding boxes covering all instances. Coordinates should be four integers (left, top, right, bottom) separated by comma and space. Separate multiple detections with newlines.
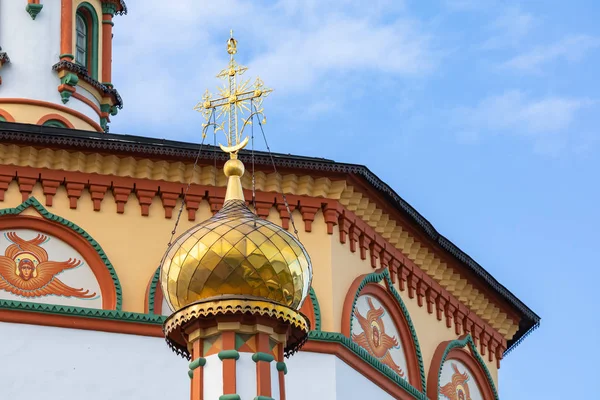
160, 157, 313, 357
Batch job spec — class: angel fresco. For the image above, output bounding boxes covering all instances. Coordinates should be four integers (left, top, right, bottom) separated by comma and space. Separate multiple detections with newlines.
440, 363, 472, 400
352, 296, 405, 377
0, 232, 96, 299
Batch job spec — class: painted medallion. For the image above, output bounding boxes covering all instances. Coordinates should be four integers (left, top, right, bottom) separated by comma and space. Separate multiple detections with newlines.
351, 294, 409, 379
439, 360, 484, 400
0, 230, 101, 307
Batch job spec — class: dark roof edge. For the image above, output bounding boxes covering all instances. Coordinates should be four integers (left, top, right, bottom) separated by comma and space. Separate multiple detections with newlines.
0, 122, 540, 352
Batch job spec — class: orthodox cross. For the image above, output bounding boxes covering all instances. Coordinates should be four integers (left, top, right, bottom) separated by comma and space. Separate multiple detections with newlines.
194, 30, 272, 155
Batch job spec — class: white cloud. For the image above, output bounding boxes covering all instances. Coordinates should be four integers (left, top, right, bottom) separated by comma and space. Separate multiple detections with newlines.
501, 34, 600, 72
481, 6, 536, 49
110, 0, 437, 135
452, 90, 593, 154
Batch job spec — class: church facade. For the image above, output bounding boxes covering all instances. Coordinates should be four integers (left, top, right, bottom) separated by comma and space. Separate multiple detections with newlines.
0, 1, 539, 399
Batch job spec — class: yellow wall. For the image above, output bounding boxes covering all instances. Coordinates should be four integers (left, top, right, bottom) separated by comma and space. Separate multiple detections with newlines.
0, 179, 499, 387
0, 103, 97, 131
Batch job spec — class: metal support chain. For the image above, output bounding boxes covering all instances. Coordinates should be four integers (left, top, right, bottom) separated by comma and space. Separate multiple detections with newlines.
253, 104, 300, 238
166, 109, 215, 249
251, 99, 257, 227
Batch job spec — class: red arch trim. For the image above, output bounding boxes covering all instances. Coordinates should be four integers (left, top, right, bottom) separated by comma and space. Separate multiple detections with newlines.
342, 276, 423, 391
37, 113, 75, 128
0, 109, 15, 122
427, 335, 497, 400
0, 216, 117, 309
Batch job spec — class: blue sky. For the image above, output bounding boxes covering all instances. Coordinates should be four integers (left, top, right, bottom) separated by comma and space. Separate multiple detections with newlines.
111, 1, 599, 397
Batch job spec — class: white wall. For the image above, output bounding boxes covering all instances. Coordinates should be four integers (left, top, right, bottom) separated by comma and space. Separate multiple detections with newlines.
0, 0, 97, 123
0, 322, 189, 400
0, 322, 395, 400
287, 352, 395, 400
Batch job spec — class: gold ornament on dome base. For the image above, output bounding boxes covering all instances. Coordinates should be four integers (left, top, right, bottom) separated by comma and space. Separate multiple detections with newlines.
164, 297, 310, 359
159, 31, 312, 356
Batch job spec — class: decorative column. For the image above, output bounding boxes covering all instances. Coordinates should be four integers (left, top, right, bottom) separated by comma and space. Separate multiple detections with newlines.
59, 0, 73, 61
164, 300, 307, 400
101, 2, 115, 85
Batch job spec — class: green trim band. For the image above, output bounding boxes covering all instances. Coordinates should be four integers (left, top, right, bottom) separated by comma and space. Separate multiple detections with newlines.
188, 370, 193, 379
436, 335, 500, 400
252, 352, 275, 363
189, 357, 206, 370
348, 269, 427, 392
309, 286, 321, 331
308, 331, 426, 400
254, 397, 274, 400
219, 395, 240, 400
148, 267, 161, 314
0, 197, 123, 309
276, 361, 287, 375
0, 299, 165, 324
218, 350, 240, 361
102, 20, 114, 26
59, 54, 75, 60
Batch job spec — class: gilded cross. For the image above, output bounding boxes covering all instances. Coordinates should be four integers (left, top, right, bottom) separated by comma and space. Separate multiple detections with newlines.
194, 31, 272, 155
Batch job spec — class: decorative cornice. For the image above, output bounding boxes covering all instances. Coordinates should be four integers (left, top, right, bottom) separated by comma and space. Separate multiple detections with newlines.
0, 124, 540, 353
0, 197, 123, 309
347, 269, 427, 392
52, 61, 123, 109
101, 0, 127, 16
308, 331, 426, 400
163, 298, 309, 360
25, 3, 43, 20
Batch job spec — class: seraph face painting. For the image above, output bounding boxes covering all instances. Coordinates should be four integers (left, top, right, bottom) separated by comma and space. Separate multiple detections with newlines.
439, 360, 484, 400
351, 294, 409, 379
0, 230, 101, 307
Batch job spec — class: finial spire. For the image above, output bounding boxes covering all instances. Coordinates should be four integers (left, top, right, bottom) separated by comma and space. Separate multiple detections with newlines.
195, 31, 272, 159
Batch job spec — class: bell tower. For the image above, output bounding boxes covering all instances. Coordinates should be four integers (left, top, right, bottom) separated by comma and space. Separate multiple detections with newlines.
0, 0, 126, 132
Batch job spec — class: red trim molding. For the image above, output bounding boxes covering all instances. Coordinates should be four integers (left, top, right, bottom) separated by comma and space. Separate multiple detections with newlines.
0, 308, 161, 336
0, 98, 102, 132
37, 113, 76, 128
72, 92, 103, 118
0, 109, 15, 122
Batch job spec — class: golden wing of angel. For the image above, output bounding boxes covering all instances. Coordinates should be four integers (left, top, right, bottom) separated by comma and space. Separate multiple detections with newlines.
0, 232, 96, 298
380, 350, 405, 377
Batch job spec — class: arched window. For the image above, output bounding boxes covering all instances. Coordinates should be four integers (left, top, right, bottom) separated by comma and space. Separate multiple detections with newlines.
74, 3, 99, 79
0, 116, 5, 122
42, 119, 68, 128
75, 14, 88, 69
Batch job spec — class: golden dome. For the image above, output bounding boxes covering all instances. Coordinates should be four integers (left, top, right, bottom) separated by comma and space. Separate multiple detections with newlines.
160, 159, 312, 312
